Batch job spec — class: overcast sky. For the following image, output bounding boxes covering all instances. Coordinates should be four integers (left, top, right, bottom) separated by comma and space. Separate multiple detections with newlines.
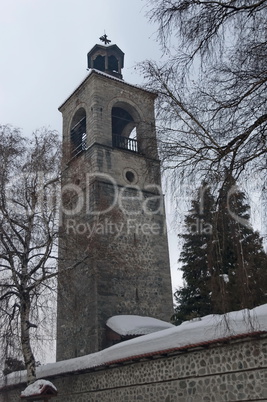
0, 0, 183, 291
0, 0, 163, 133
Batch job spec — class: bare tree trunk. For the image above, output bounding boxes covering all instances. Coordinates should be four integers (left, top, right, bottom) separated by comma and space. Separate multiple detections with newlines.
0, 127, 61, 383
20, 294, 36, 384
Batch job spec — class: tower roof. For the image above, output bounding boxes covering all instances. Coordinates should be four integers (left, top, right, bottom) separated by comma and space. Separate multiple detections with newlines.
87, 43, 125, 79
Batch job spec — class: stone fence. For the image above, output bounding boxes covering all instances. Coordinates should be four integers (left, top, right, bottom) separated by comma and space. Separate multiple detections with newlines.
1, 333, 267, 402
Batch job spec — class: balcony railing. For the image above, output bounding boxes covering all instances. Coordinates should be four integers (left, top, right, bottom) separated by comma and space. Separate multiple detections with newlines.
112, 133, 138, 153
70, 117, 86, 158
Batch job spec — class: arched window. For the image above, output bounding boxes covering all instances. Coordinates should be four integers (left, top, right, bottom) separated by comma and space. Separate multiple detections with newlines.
70, 108, 86, 158
108, 55, 119, 73
93, 55, 105, 72
112, 106, 138, 152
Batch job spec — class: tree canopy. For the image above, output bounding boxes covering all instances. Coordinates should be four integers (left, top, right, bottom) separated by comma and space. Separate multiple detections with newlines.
142, 0, 267, 183
143, 2, 267, 319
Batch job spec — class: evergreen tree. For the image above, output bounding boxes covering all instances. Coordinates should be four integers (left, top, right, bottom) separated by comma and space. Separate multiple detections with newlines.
173, 178, 267, 324
173, 184, 215, 324
211, 175, 267, 314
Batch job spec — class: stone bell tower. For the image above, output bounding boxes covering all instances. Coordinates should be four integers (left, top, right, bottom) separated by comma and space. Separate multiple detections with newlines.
56, 39, 173, 361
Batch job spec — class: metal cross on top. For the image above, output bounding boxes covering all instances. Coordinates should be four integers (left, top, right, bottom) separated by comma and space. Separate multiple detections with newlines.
99, 33, 111, 45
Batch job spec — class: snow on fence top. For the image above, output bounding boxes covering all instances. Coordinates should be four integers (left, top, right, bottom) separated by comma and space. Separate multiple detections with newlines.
2, 304, 267, 388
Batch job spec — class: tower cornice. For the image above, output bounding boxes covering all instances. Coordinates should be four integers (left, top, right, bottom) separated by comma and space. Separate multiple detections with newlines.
58, 69, 157, 112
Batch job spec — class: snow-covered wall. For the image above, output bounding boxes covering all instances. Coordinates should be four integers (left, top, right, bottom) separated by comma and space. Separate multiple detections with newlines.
1, 333, 267, 402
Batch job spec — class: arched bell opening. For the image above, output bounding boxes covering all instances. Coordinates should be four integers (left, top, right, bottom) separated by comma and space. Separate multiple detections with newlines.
112, 106, 139, 153
70, 108, 87, 158
93, 55, 105, 72
108, 55, 119, 74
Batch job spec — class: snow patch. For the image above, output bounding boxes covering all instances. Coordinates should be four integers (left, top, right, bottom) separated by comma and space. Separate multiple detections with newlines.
21, 379, 57, 397
106, 315, 174, 336
220, 274, 230, 283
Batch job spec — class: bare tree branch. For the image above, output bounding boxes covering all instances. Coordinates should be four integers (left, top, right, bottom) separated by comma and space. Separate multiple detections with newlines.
0, 126, 61, 383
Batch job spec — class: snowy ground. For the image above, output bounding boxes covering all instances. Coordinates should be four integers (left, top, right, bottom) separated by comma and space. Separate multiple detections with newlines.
2, 304, 267, 387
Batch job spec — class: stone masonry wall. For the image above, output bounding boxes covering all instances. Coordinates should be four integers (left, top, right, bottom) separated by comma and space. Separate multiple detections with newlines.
56, 69, 174, 360
1, 335, 267, 402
